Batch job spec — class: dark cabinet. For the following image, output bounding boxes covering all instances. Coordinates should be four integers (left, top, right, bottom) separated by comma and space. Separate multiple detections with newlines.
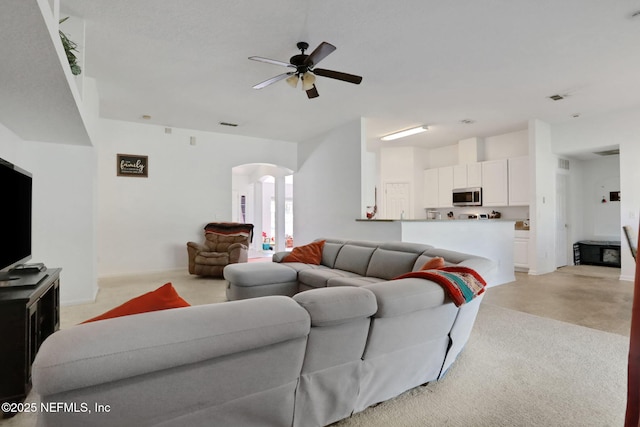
575, 241, 621, 267
0, 269, 61, 412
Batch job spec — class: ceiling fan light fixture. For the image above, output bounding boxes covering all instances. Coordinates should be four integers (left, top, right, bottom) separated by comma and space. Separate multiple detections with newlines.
301, 72, 316, 90
381, 125, 428, 141
286, 74, 299, 88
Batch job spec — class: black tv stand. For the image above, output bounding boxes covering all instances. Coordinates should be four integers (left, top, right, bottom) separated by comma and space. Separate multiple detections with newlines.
0, 269, 47, 288
0, 270, 48, 288
0, 268, 61, 417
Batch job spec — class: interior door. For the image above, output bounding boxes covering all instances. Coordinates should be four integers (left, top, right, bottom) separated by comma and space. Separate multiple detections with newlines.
385, 182, 410, 219
556, 173, 568, 267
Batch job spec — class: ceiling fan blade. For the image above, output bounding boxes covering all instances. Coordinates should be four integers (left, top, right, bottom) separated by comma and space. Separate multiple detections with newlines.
313, 68, 363, 84
303, 42, 336, 67
253, 72, 294, 89
248, 56, 295, 68
306, 85, 319, 99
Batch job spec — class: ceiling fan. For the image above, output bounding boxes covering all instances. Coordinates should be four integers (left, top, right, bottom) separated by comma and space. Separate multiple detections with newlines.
249, 41, 363, 99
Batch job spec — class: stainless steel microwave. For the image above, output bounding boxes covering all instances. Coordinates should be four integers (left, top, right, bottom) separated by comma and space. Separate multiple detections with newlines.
452, 187, 482, 206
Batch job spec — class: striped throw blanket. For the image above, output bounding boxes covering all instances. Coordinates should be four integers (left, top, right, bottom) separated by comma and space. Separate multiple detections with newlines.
393, 266, 486, 306
204, 222, 254, 242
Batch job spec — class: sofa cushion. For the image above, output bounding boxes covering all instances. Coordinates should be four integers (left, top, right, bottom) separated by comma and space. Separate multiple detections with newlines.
81, 283, 190, 324
293, 287, 377, 327
326, 276, 385, 287
224, 262, 298, 286
333, 245, 376, 276
364, 278, 449, 318
283, 240, 326, 264
320, 240, 347, 268
365, 249, 421, 279
298, 268, 361, 289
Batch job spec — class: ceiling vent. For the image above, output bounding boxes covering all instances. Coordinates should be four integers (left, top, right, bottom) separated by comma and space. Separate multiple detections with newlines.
548, 94, 565, 101
593, 149, 620, 156
219, 122, 238, 127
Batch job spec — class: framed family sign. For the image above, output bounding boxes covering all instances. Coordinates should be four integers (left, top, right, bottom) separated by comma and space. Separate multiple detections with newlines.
117, 154, 148, 177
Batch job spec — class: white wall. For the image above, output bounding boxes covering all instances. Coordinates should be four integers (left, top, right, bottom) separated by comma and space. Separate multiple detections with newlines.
0, 124, 98, 305
294, 120, 364, 244
529, 119, 557, 275
95, 118, 297, 277
578, 156, 621, 241
552, 107, 640, 280
483, 130, 528, 160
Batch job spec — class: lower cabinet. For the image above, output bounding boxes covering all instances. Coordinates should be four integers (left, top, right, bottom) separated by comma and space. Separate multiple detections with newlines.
514, 230, 529, 270
0, 269, 61, 413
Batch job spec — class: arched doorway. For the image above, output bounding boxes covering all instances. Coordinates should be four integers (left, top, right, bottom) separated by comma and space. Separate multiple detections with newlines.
232, 163, 294, 257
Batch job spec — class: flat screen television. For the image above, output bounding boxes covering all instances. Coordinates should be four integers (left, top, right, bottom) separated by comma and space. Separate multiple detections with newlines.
0, 157, 32, 282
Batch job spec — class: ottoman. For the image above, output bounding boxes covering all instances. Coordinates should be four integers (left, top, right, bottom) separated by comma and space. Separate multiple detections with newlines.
224, 262, 298, 300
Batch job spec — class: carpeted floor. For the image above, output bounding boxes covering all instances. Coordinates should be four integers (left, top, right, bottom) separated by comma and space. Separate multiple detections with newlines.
333, 303, 627, 427
0, 266, 631, 426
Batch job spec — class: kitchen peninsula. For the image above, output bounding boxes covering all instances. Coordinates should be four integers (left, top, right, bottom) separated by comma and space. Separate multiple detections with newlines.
355, 219, 516, 287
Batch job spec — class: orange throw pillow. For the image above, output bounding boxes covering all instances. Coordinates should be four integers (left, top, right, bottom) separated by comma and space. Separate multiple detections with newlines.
282, 240, 326, 265
420, 256, 445, 271
81, 282, 190, 324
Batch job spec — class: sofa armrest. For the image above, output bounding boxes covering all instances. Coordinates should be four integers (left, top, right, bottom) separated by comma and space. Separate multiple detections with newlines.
33, 296, 310, 397
273, 251, 289, 262
186, 241, 206, 273
228, 242, 248, 263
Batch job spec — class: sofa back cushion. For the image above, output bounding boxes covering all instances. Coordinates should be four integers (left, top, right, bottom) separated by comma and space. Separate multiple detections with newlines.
333, 244, 376, 276
205, 233, 249, 252
320, 240, 346, 268
366, 249, 421, 279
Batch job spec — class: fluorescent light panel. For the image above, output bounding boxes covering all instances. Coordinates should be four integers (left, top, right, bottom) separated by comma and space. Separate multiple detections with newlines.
381, 125, 428, 141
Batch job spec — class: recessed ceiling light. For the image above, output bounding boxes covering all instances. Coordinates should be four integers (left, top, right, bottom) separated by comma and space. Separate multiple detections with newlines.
142, 114, 151, 120
381, 125, 428, 141
548, 94, 564, 101
571, 113, 581, 118
460, 119, 476, 124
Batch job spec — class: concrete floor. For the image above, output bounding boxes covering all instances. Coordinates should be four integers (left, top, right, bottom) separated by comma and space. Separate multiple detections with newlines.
483, 265, 633, 336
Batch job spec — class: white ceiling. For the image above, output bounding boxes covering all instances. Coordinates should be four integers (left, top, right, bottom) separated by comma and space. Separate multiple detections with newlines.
61, 0, 640, 151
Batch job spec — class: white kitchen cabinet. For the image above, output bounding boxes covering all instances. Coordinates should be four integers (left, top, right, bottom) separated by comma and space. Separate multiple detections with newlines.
467, 163, 482, 187
508, 156, 529, 206
453, 163, 482, 189
453, 165, 467, 189
437, 167, 454, 207
423, 168, 439, 208
514, 230, 530, 270
481, 159, 508, 206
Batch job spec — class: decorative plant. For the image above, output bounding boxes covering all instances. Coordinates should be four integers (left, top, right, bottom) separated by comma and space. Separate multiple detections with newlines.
59, 17, 81, 75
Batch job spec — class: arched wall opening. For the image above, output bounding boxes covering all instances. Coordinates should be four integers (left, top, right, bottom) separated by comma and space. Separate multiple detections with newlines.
232, 163, 294, 257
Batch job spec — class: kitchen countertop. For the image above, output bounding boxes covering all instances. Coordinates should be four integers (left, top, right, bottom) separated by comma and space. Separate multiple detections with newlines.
356, 218, 517, 223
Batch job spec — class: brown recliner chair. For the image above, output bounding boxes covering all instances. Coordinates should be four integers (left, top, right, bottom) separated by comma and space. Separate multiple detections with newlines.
187, 223, 254, 277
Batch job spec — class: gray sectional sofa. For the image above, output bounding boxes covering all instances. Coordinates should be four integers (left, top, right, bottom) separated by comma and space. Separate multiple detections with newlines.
32, 239, 495, 427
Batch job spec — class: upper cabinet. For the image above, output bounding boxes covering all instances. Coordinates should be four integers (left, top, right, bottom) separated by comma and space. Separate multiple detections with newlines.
423, 166, 454, 208
452, 163, 482, 189
481, 159, 508, 206
508, 156, 530, 206
437, 167, 454, 208
423, 168, 439, 208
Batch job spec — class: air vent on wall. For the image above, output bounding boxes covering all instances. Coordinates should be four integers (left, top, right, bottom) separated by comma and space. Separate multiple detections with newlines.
593, 149, 620, 156
558, 158, 570, 170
